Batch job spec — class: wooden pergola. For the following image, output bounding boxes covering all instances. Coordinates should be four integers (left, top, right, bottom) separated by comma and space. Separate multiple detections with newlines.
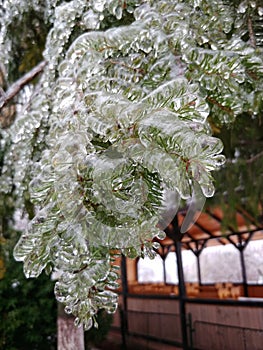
159, 207, 263, 348
119, 206, 263, 350
159, 206, 263, 296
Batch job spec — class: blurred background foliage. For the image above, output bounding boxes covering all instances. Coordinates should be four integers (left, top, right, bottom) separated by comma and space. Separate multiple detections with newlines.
210, 114, 263, 229
0, 229, 57, 350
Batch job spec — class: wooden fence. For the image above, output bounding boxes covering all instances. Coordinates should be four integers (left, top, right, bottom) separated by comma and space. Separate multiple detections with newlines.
112, 294, 263, 350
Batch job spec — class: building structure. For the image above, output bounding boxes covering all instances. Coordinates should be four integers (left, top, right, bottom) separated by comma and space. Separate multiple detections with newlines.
111, 207, 263, 349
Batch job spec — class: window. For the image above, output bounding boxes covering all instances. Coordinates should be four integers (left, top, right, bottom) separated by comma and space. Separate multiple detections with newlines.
137, 255, 164, 283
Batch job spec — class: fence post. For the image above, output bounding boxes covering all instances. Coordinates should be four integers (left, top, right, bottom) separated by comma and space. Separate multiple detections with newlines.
175, 239, 189, 350
119, 306, 127, 349
187, 312, 195, 350
120, 254, 128, 349
165, 214, 189, 350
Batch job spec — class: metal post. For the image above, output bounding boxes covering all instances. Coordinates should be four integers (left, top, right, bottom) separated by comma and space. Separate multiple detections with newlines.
196, 253, 202, 286
120, 254, 128, 349
163, 257, 167, 284
165, 215, 189, 350
239, 248, 249, 297
175, 240, 189, 350
187, 312, 194, 350
228, 235, 250, 298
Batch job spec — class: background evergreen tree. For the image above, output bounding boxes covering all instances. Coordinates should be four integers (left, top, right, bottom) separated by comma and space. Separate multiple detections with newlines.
0, 222, 56, 350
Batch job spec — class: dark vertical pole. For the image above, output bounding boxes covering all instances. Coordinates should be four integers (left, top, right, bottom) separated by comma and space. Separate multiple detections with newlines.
196, 253, 202, 286
165, 215, 189, 350
175, 240, 188, 350
163, 258, 167, 284
239, 248, 248, 297
228, 235, 250, 298
120, 254, 128, 349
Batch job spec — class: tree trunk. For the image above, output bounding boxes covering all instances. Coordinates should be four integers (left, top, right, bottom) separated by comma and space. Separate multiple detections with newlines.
57, 303, 85, 350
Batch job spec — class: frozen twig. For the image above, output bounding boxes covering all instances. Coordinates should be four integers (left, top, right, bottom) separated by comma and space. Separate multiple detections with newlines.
0, 61, 47, 110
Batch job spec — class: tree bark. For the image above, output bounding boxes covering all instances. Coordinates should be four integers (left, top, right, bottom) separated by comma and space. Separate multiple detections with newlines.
57, 303, 85, 350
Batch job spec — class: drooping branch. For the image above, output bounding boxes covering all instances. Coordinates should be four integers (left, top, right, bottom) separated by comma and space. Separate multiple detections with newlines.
0, 61, 47, 110
206, 96, 234, 115
246, 149, 263, 164
0, 86, 5, 97
248, 16, 256, 49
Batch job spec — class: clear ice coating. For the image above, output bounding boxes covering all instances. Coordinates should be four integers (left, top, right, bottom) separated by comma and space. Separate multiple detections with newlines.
1, 0, 263, 329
